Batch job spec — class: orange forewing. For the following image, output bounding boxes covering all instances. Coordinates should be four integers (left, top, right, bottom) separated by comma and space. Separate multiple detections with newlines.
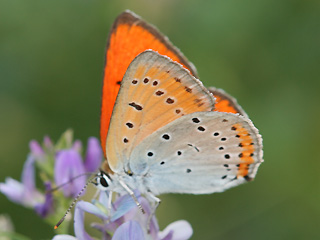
100, 11, 198, 157
101, 11, 248, 159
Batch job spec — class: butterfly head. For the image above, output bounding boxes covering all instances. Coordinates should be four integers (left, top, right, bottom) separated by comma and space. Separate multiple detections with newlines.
94, 169, 113, 191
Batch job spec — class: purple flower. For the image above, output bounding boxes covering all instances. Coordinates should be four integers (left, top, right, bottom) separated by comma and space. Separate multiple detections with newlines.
44, 136, 54, 150
112, 221, 145, 240
52, 191, 193, 240
54, 149, 86, 198
1, 131, 190, 240
0, 155, 53, 217
52, 235, 77, 240
158, 221, 193, 240
34, 182, 54, 218
0, 155, 42, 206
1, 132, 103, 222
84, 137, 103, 173
54, 137, 102, 198
72, 140, 82, 152
29, 140, 45, 160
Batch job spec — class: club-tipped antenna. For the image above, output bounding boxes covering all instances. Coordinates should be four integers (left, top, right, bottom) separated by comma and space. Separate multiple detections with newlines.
54, 176, 97, 229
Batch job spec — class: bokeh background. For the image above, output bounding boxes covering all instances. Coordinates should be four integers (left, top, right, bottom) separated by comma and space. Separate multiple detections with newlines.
1, 0, 319, 239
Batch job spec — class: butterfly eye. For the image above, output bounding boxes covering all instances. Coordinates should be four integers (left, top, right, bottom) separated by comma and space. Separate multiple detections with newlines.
97, 171, 112, 189
99, 176, 109, 188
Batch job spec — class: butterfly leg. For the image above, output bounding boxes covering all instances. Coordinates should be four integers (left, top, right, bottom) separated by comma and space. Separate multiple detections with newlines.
146, 192, 161, 233
108, 190, 113, 212
92, 188, 101, 200
119, 180, 145, 214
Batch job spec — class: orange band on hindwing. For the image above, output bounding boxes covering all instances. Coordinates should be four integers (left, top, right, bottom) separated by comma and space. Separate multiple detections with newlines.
232, 123, 255, 178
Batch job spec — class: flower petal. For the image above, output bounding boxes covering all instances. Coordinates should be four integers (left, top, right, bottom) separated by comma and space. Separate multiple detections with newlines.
90, 223, 111, 240
21, 155, 36, 191
112, 221, 145, 240
29, 140, 45, 160
1, 155, 44, 207
84, 137, 102, 173
74, 201, 95, 240
44, 136, 54, 150
111, 193, 139, 221
52, 234, 78, 240
0, 178, 25, 205
21, 155, 44, 205
54, 149, 86, 197
159, 220, 193, 240
72, 140, 82, 152
34, 182, 54, 218
0, 177, 43, 208
77, 201, 109, 220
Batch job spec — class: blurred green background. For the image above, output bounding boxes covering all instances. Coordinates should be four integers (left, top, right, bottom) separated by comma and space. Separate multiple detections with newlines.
1, 0, 319, 239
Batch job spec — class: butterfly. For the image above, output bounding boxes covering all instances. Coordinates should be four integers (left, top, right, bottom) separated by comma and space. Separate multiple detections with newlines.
97, 10, 263, 208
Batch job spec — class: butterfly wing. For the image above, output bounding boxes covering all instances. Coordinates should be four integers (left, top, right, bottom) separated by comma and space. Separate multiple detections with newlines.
209, 87, 248, 117
130, 111, 263, 195
106, 50, 215, 173
101, 10, 198, 158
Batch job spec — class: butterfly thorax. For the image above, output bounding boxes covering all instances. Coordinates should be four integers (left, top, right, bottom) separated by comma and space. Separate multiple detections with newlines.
101, 170, 151, 196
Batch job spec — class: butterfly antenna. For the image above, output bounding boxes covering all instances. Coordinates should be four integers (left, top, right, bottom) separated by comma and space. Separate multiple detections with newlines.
48, 172, 95, 194
54, 176, 97, 229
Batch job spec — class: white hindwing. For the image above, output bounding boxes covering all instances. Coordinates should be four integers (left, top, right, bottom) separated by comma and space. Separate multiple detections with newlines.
129, 111, 263, 195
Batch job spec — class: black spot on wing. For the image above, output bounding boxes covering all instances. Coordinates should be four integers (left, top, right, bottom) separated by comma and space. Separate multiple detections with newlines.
155, 90, 164, 96
185, 86, 192, 93
166, 98, 174, 104
192, 117, 200, 123
174, 77, 181, 83
162, 134, 170, 140
197, 126, 205, 132
129, 102, 143, 111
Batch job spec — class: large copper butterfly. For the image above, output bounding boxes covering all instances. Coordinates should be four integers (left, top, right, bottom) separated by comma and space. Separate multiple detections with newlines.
98, 10, 263, 206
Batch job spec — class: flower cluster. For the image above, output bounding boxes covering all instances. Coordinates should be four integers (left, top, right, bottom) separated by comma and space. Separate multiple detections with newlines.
53, 191, 192, 240
0, 130, 102, 232
0, 130, 193, 239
